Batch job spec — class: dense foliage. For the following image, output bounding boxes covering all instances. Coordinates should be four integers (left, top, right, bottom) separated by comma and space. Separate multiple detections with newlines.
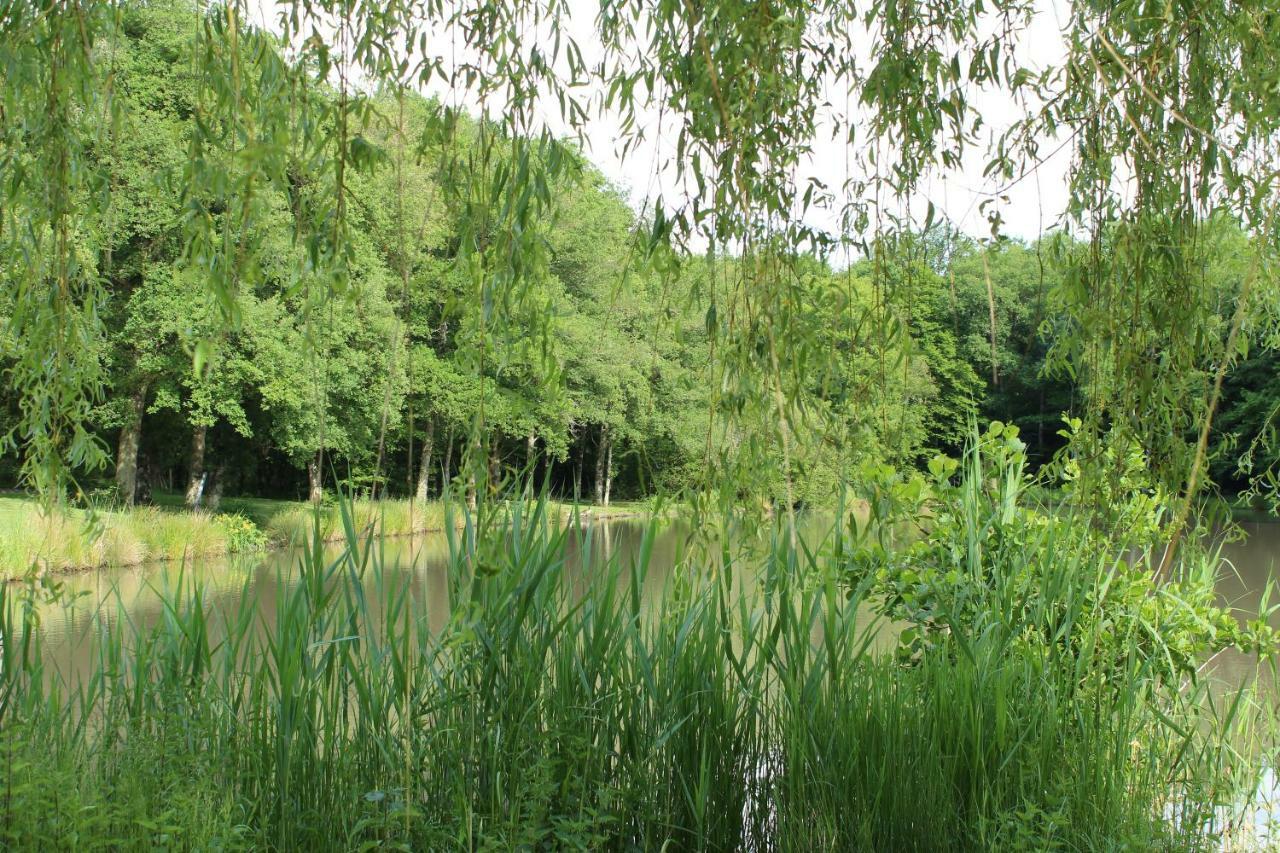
0, 493, 1270, 849
2, 0, 1278, 519
0, 0, 1095, 508
2, 0, 1269, 507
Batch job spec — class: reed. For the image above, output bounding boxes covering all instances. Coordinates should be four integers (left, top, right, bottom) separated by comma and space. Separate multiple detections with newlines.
0, 498, 237, 577
0, 488, 1271, 849
261, 498, 460, 545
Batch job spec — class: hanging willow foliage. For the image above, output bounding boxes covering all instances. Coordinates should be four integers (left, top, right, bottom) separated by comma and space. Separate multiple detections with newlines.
2, 0, 1278, 552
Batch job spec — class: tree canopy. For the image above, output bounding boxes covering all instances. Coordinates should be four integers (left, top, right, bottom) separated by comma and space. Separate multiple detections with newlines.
1, 0, 1278, 550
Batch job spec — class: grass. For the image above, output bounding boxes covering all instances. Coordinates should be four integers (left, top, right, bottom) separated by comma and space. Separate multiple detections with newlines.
0, 495, 230, 577
0, 486, 1273, 849
0, 491, 650, 579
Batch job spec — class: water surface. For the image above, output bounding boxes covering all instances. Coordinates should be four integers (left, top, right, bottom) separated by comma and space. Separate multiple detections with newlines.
19, 515, 1280, 691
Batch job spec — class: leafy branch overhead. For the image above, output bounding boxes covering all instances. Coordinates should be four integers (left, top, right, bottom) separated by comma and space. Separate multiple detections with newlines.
0, 0, 1277, 525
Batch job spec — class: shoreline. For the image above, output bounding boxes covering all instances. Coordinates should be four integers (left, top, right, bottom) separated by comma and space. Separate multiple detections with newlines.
0, 496, 657, 581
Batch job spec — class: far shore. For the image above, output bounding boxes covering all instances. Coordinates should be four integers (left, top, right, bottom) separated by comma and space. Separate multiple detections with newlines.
0, 493, 660, 580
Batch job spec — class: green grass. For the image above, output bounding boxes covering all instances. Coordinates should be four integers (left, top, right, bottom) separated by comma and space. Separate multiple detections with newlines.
0, 491, 650, 578
0, 488, 1272, 849
0, 495, 231, 577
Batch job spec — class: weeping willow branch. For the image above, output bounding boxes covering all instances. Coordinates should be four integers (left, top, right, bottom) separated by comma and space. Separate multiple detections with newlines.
1159, 199, 1278, 579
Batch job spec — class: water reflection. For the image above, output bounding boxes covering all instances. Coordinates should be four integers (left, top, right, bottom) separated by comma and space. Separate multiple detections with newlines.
1208, 521, 1280, 693
13, 514, 1280, 843
19, 516, 1280, 687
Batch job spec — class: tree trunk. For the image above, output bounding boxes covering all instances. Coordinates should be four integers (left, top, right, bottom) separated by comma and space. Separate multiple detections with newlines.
308, 453, 323, 503
574, 427, 584, 502
594, 425, 609, 505
443, 428, 455, 496
415, 419, 436, 503
983, 250, 999, 387
525, 432, 536, 495
184, 425, 207, 509
114, 382, 148, 507
207, 465, 225, 513
603, 435, 613, 507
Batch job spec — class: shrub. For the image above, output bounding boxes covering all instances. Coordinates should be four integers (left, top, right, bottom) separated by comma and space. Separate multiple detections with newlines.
213, 512, 270, 552
846, 422, 1279, 680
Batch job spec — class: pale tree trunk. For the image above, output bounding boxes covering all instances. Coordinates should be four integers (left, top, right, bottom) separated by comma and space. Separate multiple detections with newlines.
574, 427, 584, 502
603, 435, 613, 507
185, 425, 207, 509
115, 382, 148, 507
525, 432, 536, 495
308, 452, 323, 503
207, 465, 225, 512
415, 418, 436, 503
442, 428, 455, 496
594, 425, 609, 505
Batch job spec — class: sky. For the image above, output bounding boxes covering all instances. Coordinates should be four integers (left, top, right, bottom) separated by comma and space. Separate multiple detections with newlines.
249, 0, 1078, 245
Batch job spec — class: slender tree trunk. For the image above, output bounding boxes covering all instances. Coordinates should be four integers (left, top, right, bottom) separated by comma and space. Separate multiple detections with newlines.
594, 425, 609, 505
603, 435, 613, 507
415, 418, 435, 503
308, 452, 323, 503
983, 250, 999, 387
525, 432, 536, 495
574, 426, 584, 502
185, 425, 207, 509
115, 382, 148, 507
443, 428, 454, 496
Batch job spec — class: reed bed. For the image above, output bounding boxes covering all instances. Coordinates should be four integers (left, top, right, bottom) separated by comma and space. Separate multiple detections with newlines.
0, 498, 232, 577
263, 498, 651, 546
0, 495, 1272, 850
263, 499, 449, 544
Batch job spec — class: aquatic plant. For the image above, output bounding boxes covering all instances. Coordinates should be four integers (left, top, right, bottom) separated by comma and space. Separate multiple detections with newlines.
0, 479, 1272, 849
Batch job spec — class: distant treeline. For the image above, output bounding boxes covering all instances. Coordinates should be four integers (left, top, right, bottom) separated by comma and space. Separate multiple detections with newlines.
0, 0, 1270, 507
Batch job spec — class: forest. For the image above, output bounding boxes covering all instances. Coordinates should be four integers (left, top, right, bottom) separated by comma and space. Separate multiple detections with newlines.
1, 0, 1275, 513
1, 0, 1279, 848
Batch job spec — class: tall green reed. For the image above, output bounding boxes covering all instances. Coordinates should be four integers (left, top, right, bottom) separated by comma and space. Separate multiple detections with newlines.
0, 480, 1272, 849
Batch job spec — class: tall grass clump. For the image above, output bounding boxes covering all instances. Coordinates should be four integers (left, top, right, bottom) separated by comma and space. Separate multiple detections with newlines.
0, 449, 1274, 848
0, 497, 267, 577
263, 498, 447, 544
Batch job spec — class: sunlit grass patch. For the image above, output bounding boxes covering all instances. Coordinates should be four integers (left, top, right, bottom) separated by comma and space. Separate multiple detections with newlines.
0, 496, 265, 577
262, 498, 448, 544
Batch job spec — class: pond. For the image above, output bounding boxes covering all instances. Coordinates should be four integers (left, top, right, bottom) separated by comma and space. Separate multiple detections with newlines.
8, 513, 1279, 845
20, 514, 1280, 694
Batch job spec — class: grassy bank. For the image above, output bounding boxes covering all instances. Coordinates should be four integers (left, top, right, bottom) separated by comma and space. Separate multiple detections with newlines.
0, 488, 1273, 849
0, 496, 239, 577
0, 492, 658, 578
241, 495, 653, 545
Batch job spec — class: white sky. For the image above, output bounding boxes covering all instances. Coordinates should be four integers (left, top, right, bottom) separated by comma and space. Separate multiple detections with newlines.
250, 0, 1078, 245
